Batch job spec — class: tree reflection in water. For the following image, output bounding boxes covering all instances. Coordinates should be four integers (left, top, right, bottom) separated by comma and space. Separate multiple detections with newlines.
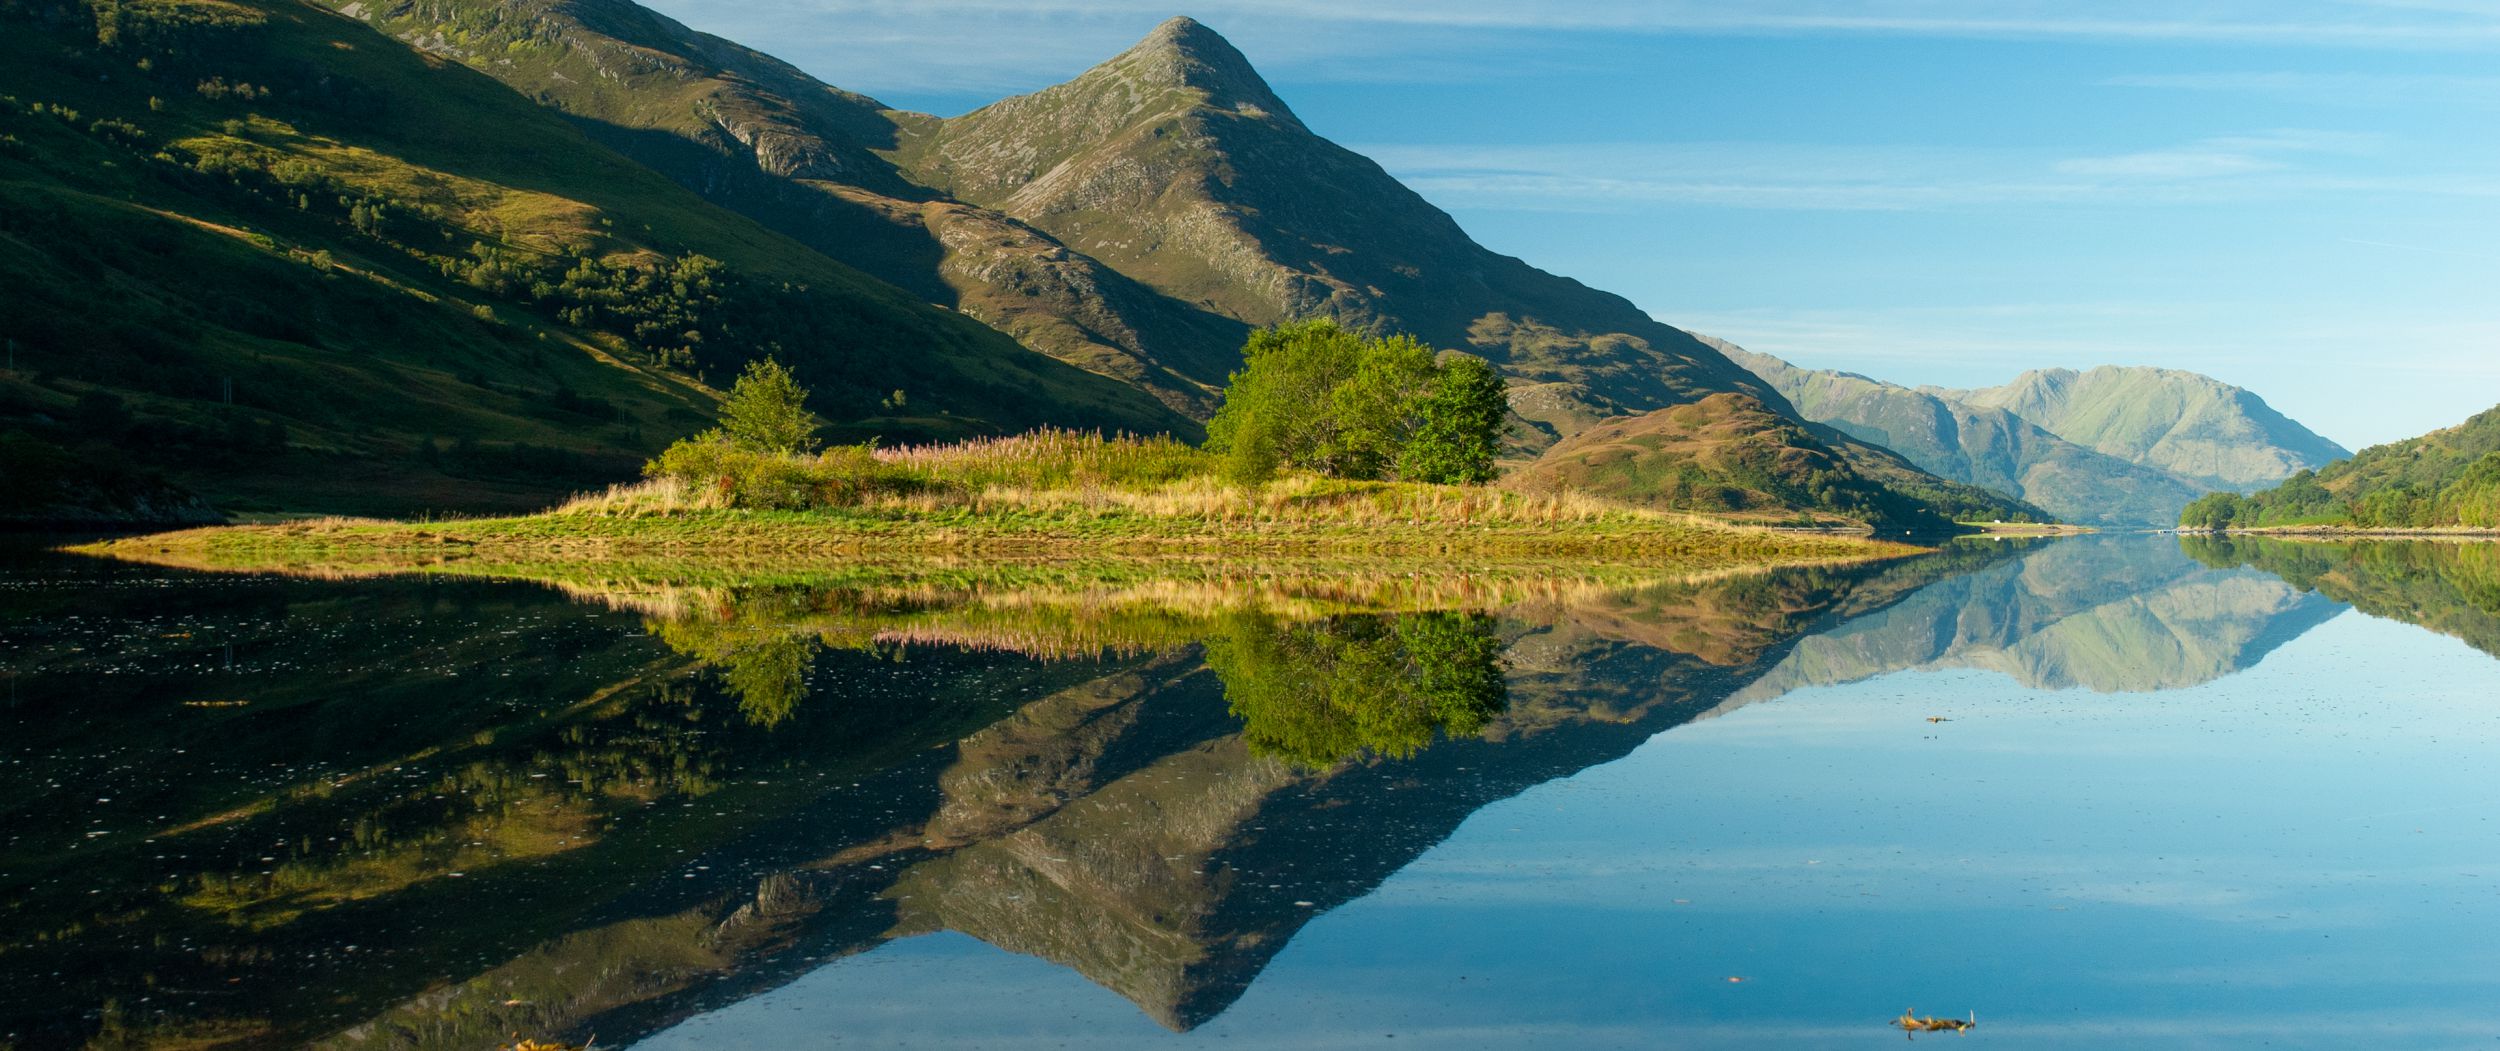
1207, 610, 1508, 766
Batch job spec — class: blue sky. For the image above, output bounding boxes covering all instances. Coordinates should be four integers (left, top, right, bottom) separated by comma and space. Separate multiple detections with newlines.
640, 1, 2500, 449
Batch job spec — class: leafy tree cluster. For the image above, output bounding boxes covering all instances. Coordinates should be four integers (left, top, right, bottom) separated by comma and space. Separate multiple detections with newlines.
1204, 319, 1509, 485
1204, 610, 1509, 768
2182, 408, 2500, 531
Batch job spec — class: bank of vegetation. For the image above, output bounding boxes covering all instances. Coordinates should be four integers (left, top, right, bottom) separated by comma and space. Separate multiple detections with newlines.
2181, 405, 2500, 533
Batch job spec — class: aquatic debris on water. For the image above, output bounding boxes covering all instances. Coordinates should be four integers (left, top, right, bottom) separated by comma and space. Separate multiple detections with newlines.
1892, 1008, 1976, 1035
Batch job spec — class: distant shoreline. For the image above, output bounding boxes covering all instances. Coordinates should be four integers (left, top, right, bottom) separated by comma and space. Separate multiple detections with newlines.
1959, 521, 2097, 537
2180, 526, 2500, 540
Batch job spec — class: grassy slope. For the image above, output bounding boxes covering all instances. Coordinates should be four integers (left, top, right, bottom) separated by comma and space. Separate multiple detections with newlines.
0, 0, 1184, 517
310, 0, 1250, 418
1719, 342, 2205, 526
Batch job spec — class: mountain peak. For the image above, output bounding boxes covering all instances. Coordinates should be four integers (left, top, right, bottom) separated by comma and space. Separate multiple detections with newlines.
1104, 15, 1300, 127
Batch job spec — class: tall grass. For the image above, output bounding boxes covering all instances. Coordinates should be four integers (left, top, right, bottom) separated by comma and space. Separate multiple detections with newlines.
570, 428, 1654, 529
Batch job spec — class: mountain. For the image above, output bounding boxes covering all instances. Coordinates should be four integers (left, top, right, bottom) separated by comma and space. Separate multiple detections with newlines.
0, 0, 1188, 519
887, 17, 1781, 433
1717, 341, 2207, 526
1943, 365, 2348, 493
2182, 404, 2500, 529
299, 2, 2031, 527
9, 0, 2034, 527
896, 16, 2047, 527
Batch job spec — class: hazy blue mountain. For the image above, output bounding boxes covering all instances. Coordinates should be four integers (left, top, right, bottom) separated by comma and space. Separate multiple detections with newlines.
1945, 365, 2349, 493
1717, 339, 2207, 526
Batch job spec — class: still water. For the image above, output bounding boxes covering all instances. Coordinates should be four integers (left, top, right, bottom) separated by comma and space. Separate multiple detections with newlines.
3, 534, 2496, 1048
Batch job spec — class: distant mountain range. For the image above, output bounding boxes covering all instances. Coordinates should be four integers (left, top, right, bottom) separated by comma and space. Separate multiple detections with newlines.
2, 0, 2346, 529
1717, 340, 2349, 526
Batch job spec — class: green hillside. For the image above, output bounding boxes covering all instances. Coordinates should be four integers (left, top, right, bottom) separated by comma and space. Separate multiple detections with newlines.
1947, 366, 2347, 492
2181, 404, 2500, 530
1718, 341, 2207, 526
0, 0, 1185, 520
308, 0, 1252, 418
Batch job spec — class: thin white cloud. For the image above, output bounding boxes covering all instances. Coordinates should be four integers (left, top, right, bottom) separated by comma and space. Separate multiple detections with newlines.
639, 0, 2500, 97
1359, 132, 2485, 213
2106, 70, 2500, 108
2053, 129, 2378, 179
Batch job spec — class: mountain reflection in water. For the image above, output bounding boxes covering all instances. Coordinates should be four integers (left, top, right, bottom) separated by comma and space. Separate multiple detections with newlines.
4, 535, 2497, 1048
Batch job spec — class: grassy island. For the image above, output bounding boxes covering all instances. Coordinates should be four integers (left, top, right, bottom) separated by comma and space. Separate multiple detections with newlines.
86, 332, 1925, 577
84, 428, 1912, 572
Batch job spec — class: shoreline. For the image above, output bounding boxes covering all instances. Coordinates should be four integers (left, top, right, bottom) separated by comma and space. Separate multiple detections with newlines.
1958, 521, 2097, 537
2180, 526, 2500, 540
73, 506, 1926, 577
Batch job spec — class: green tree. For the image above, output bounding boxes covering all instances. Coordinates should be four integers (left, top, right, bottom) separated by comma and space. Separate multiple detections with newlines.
718, 357, 821, 455
1324, 334, 1439, 479
2179, 491, 2246, 531
1205, 320, 1500, 485
1398, 353, 1508, 485
1206, 320, 1370, 484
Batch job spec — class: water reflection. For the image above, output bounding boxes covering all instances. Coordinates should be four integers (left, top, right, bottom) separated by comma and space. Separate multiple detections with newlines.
2182, 535, 2500, 657
1724, 533, 2346, 709
7, 535, 2496, 1047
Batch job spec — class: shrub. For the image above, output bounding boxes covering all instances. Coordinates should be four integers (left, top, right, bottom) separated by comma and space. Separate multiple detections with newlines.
718, 357, 820, 455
